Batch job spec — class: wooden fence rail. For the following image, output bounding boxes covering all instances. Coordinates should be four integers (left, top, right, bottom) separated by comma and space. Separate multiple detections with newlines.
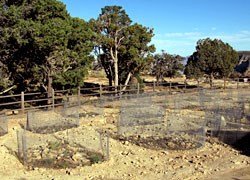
0, 78, 249, 115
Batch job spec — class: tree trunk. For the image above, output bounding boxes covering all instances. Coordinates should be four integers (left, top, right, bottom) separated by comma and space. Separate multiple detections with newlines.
209, 74, 214, 88
121, 72, 132, 92
108, 76, 112, 87
110, 46, 119, 93
156, 74, 159, 86
47, 69, 53, 105
108, 75, 113, 91
114, 57, 119, 91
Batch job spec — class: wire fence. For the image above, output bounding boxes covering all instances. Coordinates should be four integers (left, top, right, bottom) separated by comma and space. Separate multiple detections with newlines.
26, 104, 80, 134
0, 77, 250, 115
2, 84, 250, 167
0, 114, 8, 136
116, 92, 206, 150
206, 89, 250, 144
16, 127, 109, 168
101, 88, 250, 151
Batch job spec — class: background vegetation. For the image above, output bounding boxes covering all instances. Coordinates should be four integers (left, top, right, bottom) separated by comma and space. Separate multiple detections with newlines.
0, 0, 243, 96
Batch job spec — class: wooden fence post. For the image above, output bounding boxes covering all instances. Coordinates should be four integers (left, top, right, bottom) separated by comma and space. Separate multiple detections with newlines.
137, 83, 140, 95
153, 81, 155, 92
52, 88, 55, 111
184, 80, 187, 93
169, 81, 172, 94
78, 87, 81, 106
21, 92, 24, 114
66, 89, 70, 102
99, 85, 102, 98
223, 78, 226, 89
119, 84, 122, 98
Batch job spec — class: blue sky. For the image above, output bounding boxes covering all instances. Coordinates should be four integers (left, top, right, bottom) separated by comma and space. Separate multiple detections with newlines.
59, 0, 250, 56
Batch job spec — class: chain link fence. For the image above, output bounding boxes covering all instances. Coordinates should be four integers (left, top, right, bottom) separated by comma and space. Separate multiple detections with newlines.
0, 114, 8, 136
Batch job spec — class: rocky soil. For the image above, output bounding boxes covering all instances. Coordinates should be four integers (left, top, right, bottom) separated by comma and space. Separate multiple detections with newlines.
1, 78, 250, 180
0, 113, 249, 180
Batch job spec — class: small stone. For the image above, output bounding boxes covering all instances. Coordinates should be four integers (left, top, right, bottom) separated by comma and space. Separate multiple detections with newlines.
214, 168, 220, 172
189, 160, 194, 164
197, 162, 203, 166
13, 110, 19, 114
181, 142, 186, 147
72, 153, 82, 161
38, 168, 46, 173
47, 175, 53, 178
151, 156, 157, 161
168, 158, 174, 162
121, 151, 129, 156
124, 141, 129, 145
233, 161, 241, 165
167, 142, 175, 149
161, 151, 169, 155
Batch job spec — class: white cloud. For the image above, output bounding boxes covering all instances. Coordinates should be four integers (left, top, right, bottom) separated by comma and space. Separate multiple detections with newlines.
205, 31, 250, 43
240, 30, 250, 35
211, 27, 217, 31
163, 32, 201, 38
152, 30, 250, 56
152, 39, 193, 46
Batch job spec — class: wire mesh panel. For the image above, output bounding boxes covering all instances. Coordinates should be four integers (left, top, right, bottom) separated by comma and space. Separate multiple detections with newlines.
16, 127, 109, 168
117, 92, 208, 150
26, 108, 79, 134
77, 97, 104, 119
0, 114, 8, 136
62, 101, 80, 120
118, 93, 166, 138
209, 89, 250, 145
165, 93, 206, 150
16, 129, 27, 164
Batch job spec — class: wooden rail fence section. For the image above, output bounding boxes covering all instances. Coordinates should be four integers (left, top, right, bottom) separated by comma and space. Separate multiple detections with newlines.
0, 78, 249, 115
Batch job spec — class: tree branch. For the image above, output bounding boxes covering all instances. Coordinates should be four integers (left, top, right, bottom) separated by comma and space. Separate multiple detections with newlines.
121, 72, 132, 92
0, 85, 16, 95
118, 36, 125, 47
110, 47, 115, 60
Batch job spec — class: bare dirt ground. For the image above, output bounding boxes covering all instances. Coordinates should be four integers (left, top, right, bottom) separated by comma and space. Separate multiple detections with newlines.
0, 75, 250, 180
0, 112, 249, 180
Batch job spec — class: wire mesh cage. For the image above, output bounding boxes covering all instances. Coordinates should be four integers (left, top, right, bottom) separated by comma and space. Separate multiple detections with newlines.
16, 127, 109, 168
26, 106, 79, 134
118, 93, 166, 138
208, 89, 250, 147
117, 92, 207, 150
165, 93, 207, 150
0, 114, 8, 136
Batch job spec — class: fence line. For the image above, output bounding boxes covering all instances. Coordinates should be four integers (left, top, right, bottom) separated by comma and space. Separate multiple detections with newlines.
0, 78, 249, 115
